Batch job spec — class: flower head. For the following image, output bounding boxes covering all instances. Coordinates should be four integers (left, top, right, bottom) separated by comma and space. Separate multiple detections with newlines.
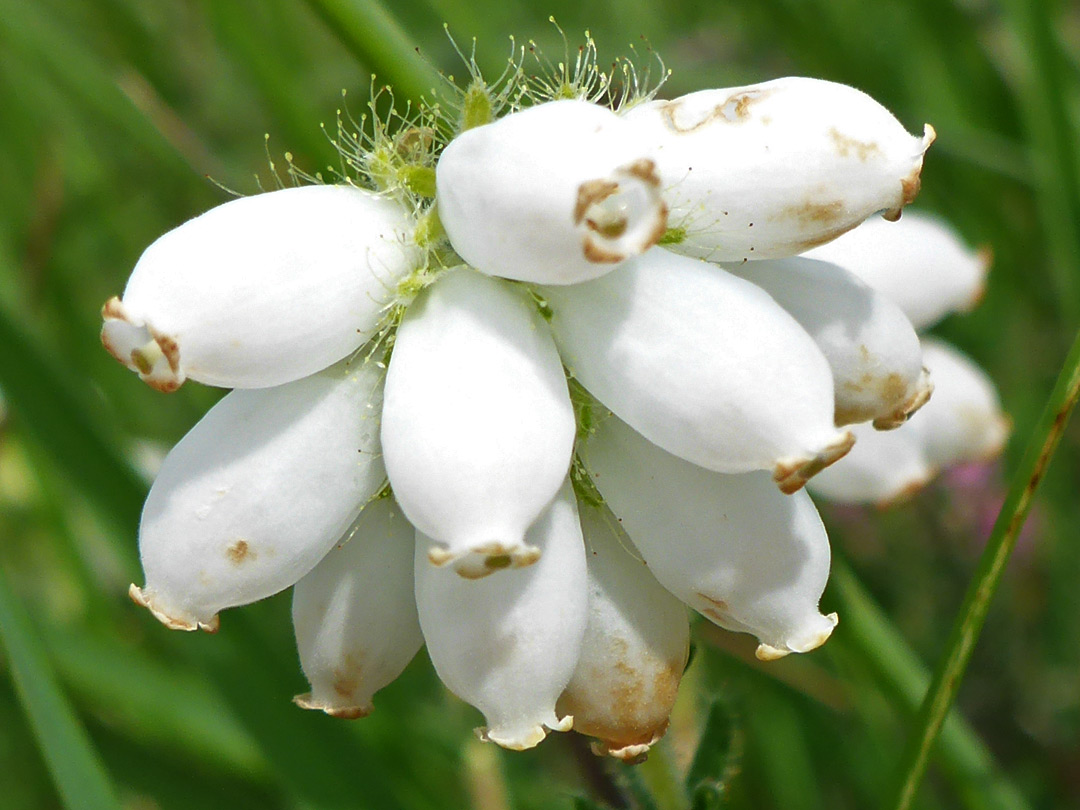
101, 38, 948, 756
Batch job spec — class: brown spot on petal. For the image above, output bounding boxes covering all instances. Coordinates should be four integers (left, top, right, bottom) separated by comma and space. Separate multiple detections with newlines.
657, 89, 772, 134
774, 431, 856, 494
582, 237, 626, 264
574, 179, 619, 225
101, 296, 126, 320
872, 371, 934, 430
784, 199, 845, 226
226, 539, 254, 564
828, 127, 882, 162
621, 158, 661, 188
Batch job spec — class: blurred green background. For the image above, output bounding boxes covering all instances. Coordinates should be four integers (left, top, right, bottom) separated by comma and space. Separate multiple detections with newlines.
0, 1, 1078, 808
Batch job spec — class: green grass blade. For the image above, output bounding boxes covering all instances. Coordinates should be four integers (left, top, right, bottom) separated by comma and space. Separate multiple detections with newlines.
0, 564, 123, 810
830, 560, 1029, 810
0, 306, 144, 568
891, 326, 1080, 810
997, 0, 1080, 324
299, 0, 442, 102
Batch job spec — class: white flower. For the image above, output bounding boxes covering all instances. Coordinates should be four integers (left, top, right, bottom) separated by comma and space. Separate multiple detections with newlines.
805, 213, 1010, 506
102, 63, 946, 756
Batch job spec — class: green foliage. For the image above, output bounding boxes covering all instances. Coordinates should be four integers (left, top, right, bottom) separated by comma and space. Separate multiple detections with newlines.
0, 1, 1077, 809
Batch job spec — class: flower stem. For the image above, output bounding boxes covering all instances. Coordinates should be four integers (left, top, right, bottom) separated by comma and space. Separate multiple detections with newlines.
890, 326, 1080, 810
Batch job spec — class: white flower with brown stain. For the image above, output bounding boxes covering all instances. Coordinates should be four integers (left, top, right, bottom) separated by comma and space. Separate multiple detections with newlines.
100, 63, 956, 759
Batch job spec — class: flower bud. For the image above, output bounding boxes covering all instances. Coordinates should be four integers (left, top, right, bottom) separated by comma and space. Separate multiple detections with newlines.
583, 412, 837, 660
556, 502, 689, 762
436, 100, 668, 285
130, 357, 386, 631
623, 78, 934, 261
728, 256, 929, 428
802, 210, 990, 330
414, 482, 588, 750
919, 339, 1009, 468
292, 496, 423, 719
382, 269, 575, 577
102, 185, 418, 391
543, 248, 853, 493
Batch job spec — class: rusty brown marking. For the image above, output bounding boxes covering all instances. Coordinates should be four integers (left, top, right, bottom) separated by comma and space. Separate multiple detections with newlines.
872, 374, 934, 430
622, 158, 661, 187
828, 127, 882, 162
150, 330, 181, 373
101, 296, 126, 319
773, 432, 856, 494
783, 199, 845, 226
574, 179, 619, 224
582, 238, 625, 264
226, 539, 253, 564
658, 89, 772, 134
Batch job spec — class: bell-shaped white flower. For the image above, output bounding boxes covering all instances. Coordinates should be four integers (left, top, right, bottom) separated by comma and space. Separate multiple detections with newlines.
414, 482, 588, 750
809, 339, 1009, 505
583, 412, 837, 660
807, 420, 933, 506
130, 357, 386, 631
436, 99, 668, 284
728, 256, 930, 428
544, 247, 853, 492
382, 268, 576, 578
623, 77, 934, 261
292, 496, 423, 719
802, 210, 990, 330
556, 502, 690, 762
919, 339, 1009, 467
102, 185, 418, 391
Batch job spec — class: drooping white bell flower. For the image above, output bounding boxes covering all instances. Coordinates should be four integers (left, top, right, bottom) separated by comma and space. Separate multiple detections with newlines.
101, 43, 956, 759
102, 185, 418, 391
727, 256, 930, 429
623, 77, 935, 262
802, 210, 991, 329
544, 247, 854, 492
381, 268, 576, 578
583, 410, 838, 660
414, 482, 588, 750
556, 501, 690, 762
436, 99, 668, 284
809, 338, 1009, 505
292, 496, 423, 719
130, 356, 386, 631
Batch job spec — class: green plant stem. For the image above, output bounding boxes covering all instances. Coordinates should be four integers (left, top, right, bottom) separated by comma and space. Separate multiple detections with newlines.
891, 326, 1080, 810
0, 564, 123, 810
830, 560, 1029, 810
300, 0, 443, 103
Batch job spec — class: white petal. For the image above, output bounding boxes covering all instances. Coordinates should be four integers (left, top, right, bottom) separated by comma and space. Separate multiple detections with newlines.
543, 247, 853, 492
583, 412, 838, 660
807, 420, 934, 506
802, 210, 990, 330
382, 269, 575, 577
414, 482, 588, 750
623, 78, 934, 261
102, 186, 418, 391
436, 100, 667, 284
919, 339, 1009, 468
808, 339, 1008, 506
727, 257, 929, 428
291, 496, 422, 719
130, 357, 385, 631
556, 502, 689, 762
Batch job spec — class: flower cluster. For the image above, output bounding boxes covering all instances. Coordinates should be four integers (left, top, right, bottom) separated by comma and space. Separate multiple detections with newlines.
100, 43, 982, 760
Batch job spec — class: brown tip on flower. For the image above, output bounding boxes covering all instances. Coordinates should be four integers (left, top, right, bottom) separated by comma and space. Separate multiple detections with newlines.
101, 300, 185, 392
129, 584, 219, 633
965, 246, 994, 311
292, 693, 372, 720
872, 369, 934, 430
754, 643, 790, 662
582, 237, 627, 264
477, 720, 559, 751
429, 541, 542, 579
773, 431, 856, 494
573, 179, 620, 225
622, 158, 661, 188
